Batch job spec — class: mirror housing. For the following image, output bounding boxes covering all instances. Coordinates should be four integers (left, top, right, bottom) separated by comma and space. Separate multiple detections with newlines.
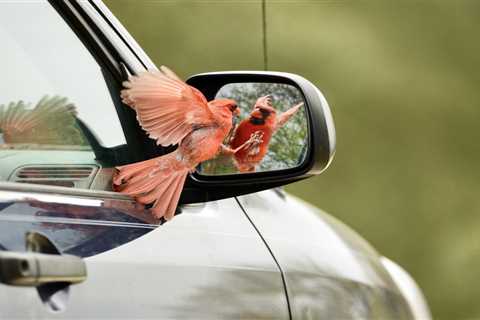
180, 71, 336, 204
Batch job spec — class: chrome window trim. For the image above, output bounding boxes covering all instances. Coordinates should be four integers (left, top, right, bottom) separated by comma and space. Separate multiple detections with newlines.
62, 0, 121, 73
0, 182, 128, 201
0, 190, 102, 208
74, 0, 157, 74
89, 0, 158, 71
0, 182, 159, 225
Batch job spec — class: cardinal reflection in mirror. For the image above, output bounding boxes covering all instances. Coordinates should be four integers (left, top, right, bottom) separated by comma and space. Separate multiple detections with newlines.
199, 82, 308, 175
222, 95, 303, 172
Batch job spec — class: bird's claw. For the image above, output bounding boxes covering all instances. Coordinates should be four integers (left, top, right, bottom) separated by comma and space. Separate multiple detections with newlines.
245, 131, 263, 147
230, 131, 264, 154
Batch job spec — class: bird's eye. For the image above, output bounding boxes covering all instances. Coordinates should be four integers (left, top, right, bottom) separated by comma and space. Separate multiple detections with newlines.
259, 108, 270, 116
229, 105, 237, 112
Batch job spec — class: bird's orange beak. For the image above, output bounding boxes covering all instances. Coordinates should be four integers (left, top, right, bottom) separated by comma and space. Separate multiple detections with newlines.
233, 106, 240, 116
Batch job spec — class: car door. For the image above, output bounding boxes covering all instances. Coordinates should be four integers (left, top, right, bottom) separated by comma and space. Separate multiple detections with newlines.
0, 1, 288, 318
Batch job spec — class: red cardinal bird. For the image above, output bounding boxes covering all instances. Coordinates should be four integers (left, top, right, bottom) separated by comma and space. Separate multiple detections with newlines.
113, 66, 240, 220
228, 95, 303, 172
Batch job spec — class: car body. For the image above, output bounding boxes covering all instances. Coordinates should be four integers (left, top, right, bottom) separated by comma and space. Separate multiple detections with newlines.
0, 1, 431, 319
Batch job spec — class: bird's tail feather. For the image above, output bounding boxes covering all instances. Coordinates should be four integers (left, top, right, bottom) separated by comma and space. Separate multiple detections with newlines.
112, 151, 189, 220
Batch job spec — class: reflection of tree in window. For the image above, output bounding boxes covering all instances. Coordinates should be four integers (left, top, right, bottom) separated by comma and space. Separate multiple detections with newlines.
203, 83, 308, 174
0, 95, 88, 147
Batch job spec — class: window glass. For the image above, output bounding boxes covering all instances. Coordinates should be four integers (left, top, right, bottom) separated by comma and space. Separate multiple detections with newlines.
0, 1, 126, 190
0, 2, 125, 148
0, 2, 158, 256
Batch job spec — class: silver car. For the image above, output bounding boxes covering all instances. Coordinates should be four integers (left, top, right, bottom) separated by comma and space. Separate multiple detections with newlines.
0, 1, 430, 319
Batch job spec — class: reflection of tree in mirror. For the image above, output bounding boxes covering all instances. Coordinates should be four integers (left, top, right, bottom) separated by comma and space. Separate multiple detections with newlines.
201, 83, 308, 174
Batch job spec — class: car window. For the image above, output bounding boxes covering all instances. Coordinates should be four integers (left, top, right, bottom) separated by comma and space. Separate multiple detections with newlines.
0, 2, 159, 256
0, 1, 126, 191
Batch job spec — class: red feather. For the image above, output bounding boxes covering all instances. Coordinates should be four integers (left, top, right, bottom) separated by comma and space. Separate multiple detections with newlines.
230, 120, 274, 172
113, 66, 239, 221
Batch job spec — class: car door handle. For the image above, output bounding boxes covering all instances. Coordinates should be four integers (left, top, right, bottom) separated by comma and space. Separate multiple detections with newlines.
0, 251, 87, 287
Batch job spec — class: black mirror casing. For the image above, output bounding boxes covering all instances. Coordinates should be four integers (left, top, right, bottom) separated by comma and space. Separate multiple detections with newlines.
179, 71, 336, 204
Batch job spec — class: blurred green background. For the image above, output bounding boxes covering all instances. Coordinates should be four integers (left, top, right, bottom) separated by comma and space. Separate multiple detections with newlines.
105, 1, 480, 318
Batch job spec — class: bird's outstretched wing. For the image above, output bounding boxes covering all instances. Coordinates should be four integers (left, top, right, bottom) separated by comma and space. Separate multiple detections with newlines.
121, 66, 215, 146
0, 100, 36, 135
275, 102, 303, 130
0, 96, 74, 134
0, 95, 79, 144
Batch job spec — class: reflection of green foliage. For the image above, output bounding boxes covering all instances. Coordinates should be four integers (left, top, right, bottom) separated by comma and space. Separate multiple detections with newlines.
200, 153, 236, 175
201, 83, 308, 174
0, 95, 89, 147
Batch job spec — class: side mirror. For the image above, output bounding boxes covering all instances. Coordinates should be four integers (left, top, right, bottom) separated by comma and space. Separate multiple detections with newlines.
181, 71, 335, 204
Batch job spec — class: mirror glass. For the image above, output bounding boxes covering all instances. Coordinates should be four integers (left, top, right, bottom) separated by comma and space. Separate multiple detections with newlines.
198, 82, 309, 175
